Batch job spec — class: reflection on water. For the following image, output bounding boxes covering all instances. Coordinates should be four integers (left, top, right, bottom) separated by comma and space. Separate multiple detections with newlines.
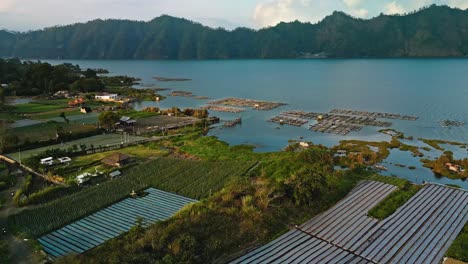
44, 59, 468, 187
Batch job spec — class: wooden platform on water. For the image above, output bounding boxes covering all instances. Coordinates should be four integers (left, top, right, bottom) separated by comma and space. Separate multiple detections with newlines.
232, 181, 467, 264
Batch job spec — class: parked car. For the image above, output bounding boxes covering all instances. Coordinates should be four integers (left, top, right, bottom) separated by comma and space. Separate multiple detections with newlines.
57, 157, 72, 163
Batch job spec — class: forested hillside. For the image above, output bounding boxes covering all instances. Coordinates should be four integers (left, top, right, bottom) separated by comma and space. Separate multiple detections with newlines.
1, 5, 467, 59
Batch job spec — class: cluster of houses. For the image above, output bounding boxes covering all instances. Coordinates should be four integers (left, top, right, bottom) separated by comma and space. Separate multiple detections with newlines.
446, 163, 465, 173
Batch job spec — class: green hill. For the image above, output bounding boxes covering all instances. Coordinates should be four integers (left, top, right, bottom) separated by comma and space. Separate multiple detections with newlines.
1, 5, 468, 59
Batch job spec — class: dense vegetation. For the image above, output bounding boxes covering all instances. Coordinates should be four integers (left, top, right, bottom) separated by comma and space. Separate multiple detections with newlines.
1, 5, 467, 59
0, 59, 104, 96
421, 152, 468, 179
47, 134, 392, 264
368, 182, 421, 220
8, 158, 256, 237
446, 223, 468, 262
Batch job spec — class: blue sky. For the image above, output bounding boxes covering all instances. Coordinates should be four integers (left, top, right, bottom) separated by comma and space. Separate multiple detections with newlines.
0, 0, 467, 31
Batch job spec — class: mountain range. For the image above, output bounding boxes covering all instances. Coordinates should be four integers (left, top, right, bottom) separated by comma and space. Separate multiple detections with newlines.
1, 5, 467, 59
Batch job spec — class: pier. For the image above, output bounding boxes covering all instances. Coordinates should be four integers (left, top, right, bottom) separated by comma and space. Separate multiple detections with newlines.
224, 118, 242, 128
203, 105, 245, 113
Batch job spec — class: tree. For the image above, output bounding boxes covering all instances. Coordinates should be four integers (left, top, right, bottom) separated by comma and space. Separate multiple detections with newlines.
98, 111, 120, 131
287, 166, 328, 206
0, 87, 5, 105
59, 112, 69, 123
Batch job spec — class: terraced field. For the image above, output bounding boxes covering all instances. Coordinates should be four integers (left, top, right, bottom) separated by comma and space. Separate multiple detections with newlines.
232, 181, 468, 264
38, 188, 196, 258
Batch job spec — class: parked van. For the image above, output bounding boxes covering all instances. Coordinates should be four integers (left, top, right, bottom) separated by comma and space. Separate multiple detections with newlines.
40, 157, 54, 166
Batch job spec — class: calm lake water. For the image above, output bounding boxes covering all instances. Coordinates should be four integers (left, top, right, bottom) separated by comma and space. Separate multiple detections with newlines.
45, 59, 468, 187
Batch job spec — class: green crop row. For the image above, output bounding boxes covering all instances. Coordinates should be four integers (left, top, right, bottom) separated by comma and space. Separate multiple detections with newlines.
8, 158, 256, 237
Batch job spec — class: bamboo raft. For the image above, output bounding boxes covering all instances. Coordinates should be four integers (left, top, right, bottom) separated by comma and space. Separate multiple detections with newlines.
330, 109, 419, 121
310, 121, 362, 135
269, 116, 309, 127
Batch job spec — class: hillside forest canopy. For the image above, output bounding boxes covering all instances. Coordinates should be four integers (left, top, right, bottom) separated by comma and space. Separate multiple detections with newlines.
0, 5, 468, 59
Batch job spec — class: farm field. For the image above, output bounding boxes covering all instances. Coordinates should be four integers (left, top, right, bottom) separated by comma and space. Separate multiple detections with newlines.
30, 109, 82, 120
38, 188, 196, 258
13, 100, 69, 113
7, 134, 148, 160
12, 122, 96, 144
47, 113, 99, 124
232, 181, 468, 264
8, 158, 257, 237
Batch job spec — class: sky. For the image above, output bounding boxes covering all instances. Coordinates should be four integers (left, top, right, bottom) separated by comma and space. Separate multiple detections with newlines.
0, 0, 467, 31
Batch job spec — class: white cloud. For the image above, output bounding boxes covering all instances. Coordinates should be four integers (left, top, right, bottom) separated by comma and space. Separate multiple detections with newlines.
253, 0, 341, 27
253, 0, 301, 27
385, 1, 405, 14
447, 0, 468, 10
352, 8, 369, 17
0, 0, 14, 12
343, 0, 362, 8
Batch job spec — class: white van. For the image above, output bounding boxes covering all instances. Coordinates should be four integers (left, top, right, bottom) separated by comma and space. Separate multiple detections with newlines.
40, 157, 54, 166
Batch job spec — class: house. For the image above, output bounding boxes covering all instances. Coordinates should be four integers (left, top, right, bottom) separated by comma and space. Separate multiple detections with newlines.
109, 170, 122, 179
299, 142, 310, 148
119, 116, 136, 126
54, 90, 71, 99
95, 93, 118, 101
68, 97, 86, 107
80, 106, 92, 113
101, 153, 132, 168
446, 163, 464, 173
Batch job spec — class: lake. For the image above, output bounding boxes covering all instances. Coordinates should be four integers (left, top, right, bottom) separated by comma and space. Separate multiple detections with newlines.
45, 59, 468, 187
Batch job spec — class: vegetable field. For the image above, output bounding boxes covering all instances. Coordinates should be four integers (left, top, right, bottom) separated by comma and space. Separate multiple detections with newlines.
39, 188, 196, 258
8, 158, 257, 237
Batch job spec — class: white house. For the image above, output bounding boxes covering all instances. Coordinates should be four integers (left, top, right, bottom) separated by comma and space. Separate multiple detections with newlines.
95, 93, 118, 101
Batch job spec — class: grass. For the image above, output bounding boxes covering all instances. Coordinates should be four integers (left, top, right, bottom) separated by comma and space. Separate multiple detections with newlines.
13, 101, 68, 113
368, 182, 421, 220
59, 145, 170, 179
75, 145, 168, 164
0, 112, 21, 122
175, 136, 311, 180
366, 174, 409, 188
420, 138, 468, 151
446, 223, 468, 262
30, 109, 81, 120
0, 240, 10, 264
